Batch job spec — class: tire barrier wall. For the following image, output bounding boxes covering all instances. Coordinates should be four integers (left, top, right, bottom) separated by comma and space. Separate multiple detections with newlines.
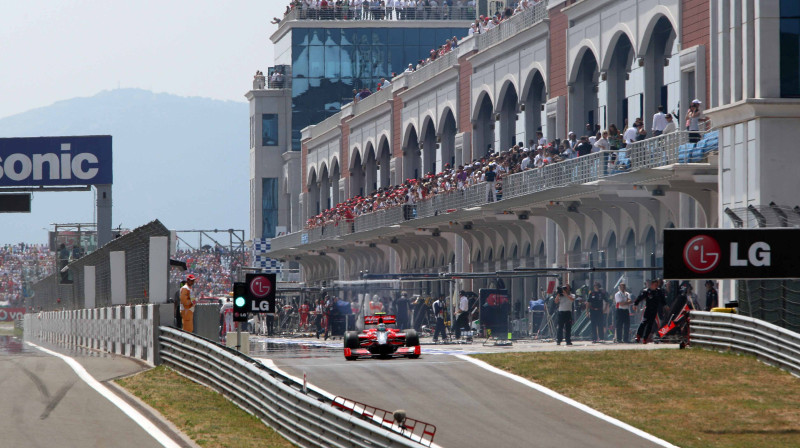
22, 304, 160, 365
158, 327, 426, 448
690, 311, 800, 377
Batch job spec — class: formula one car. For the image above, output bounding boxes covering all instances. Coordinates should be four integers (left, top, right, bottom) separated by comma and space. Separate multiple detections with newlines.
344, 313, 420, 360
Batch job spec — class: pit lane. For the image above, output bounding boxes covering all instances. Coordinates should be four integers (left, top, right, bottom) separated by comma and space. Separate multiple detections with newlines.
251, 336, 671, 448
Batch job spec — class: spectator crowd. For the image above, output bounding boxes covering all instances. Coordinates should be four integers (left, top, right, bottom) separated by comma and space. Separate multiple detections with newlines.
170, 247, 249, 298
0, 244, 54, 306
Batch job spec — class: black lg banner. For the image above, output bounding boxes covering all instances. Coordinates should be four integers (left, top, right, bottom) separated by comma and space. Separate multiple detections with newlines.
663, 229, 800, 280
245, 273, 276, 313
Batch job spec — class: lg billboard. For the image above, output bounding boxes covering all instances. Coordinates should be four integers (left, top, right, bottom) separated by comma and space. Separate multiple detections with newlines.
664, 229, 800, 280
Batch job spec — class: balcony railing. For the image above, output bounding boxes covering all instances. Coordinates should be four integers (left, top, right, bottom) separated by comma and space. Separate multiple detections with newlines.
269, 232, 303, 252
269, 129, 719, 254
280, 5, 475, 23
475, 0, 548, 51
406, 50, 459, 89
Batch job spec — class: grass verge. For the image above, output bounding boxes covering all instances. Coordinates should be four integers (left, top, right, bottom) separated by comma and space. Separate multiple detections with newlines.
117, 365, 295, 448
474, 348, 800, 448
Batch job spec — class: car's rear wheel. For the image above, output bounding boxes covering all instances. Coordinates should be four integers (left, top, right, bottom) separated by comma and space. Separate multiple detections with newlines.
404, 329, 419, 347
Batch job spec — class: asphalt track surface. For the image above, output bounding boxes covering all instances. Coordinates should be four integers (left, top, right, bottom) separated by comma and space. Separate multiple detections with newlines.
259, 342, 665, 448
0, 335, 169, 448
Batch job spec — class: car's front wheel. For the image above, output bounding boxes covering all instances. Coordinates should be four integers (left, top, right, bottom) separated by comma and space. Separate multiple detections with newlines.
404, 329, 419, 347
344, 331, 360, 360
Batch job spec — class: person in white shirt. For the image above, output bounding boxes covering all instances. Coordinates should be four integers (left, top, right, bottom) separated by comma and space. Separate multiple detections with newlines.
562, 144, 576, 159
455, 291, 470, 339
623, 123, 638, 145
593, 130, 609, 153
554, 284, 575, 345
533, 146, 547, 167
536, 132, 546, 147
565, 132, 577, 149
652, 105, 667, 136
468, 23, 477, 36
404, 63, 414, 73
520, 152, 532, 170
614, 282, 633, 343
379, 77, 391, 88
662, 113, 676, 134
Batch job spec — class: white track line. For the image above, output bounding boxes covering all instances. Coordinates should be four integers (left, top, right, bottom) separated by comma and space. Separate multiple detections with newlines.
26, 342, 181, 448
455, 354, 679, 448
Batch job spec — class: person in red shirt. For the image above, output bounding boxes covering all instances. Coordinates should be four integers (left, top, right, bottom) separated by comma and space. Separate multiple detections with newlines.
299, 300, 310, 330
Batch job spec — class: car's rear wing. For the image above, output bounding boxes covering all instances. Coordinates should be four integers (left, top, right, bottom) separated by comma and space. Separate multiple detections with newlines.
364, 315, 396, 325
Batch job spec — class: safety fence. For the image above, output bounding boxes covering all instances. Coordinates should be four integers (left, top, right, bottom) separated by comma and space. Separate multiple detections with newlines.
31, 220, 170, 310
159, 327, 426, 448
690, 311, 800, 377
736, 279, 800, 334
23, 304, 160, 365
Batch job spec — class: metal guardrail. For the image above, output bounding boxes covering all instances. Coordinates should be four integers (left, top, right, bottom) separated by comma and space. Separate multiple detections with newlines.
690, 311, 800, 377
159, 327, 425, 448
475, 0, 548, 50
406, 50, 459, 89
270, 231, 304, 252
354, 207, 405, 232
23, 305, 160, 365
625, 131, 690, 169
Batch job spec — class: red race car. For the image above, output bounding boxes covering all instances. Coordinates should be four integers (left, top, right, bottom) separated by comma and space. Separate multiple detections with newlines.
344, 314, 420, 360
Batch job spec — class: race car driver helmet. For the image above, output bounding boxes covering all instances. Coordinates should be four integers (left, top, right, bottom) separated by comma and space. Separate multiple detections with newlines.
377, 323, 387, 332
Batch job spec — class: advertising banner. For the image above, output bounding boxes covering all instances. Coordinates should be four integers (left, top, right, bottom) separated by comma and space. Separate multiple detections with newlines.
0, 308, 25, 322
246, 273, 277, 313
663, 229, 800, 280
0, 136, 112, 187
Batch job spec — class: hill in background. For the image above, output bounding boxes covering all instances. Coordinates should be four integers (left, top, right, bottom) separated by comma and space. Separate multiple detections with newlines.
0, 88, 248, 245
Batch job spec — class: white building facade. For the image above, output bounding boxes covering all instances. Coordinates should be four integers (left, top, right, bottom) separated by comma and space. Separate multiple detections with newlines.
259, 0, 800, 311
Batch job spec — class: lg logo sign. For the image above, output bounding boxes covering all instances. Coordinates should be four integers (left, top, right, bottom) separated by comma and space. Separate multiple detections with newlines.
249, 275, 273, 298
245, 273, 276, 313
681, 234, 772, 274
666, 229, 796, 280
683, 235, 720, 274
730, 242, 771, 267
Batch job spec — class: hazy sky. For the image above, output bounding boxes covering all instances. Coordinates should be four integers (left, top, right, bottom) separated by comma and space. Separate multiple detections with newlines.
0, 0, 283, 119
0, 1, 286, 244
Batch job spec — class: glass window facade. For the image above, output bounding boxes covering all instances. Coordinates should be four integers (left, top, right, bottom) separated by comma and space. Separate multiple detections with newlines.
261, 178, 279, 239
262, 114, 279, 146
287, 26, 465, 150
781, 0, 800, 98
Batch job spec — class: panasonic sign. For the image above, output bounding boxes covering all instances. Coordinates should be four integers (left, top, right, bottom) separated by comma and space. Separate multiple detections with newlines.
0, 136, 112, 187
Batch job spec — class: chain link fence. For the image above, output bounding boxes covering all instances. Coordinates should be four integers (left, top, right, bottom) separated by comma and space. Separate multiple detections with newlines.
30, 220, 170, 311
737, 280, 800, 333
